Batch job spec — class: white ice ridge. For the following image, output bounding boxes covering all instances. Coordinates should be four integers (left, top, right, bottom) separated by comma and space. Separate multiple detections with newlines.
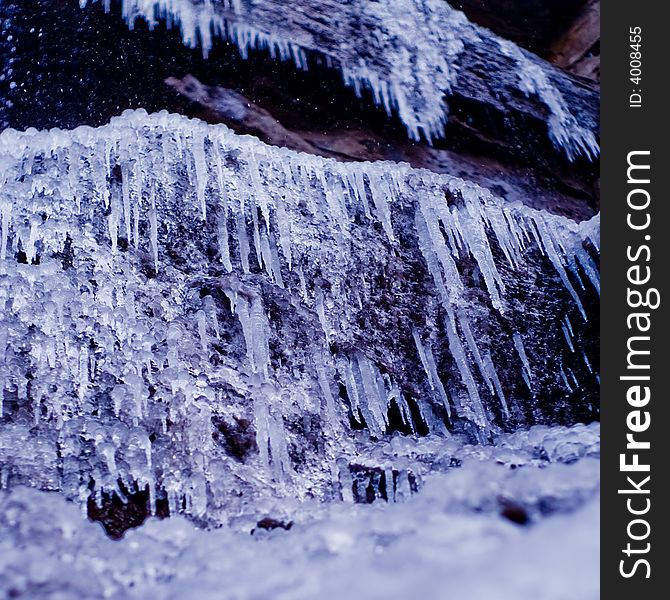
0, 110, 598, 517
79, 0, 597, 158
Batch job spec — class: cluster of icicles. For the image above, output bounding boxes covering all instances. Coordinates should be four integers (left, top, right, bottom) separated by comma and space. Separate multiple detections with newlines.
79, 0, 599, 158
0, 110, 598, 517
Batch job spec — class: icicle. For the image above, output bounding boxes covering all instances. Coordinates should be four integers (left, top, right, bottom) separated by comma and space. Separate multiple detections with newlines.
203, 296, 220, 340
192, 130, 208, 220
535, 218, 586, 320
575, 249, 601, 296
482, 353, 509, 417
562, 322, 575, 352
337, 459, 354, 503
226, 291, 271, 379
316, 355, 337, 426
445, 312, 488, 428
250, 195, 263, 267
175, 131, 183, 159
453, 309, 507, 418
268, 196, 290, 272
121, 163, 132, 243
458, 198, 506, 312
24, 217, 39, 264
0, 328, 6, 418
559, 365, 573, 392
314, 287, 330, 343
213, 143, 226, 192
412, 328, 450, 418
0, 201, 11, 261
248, 150, 271, 231
356, 354, 389, 435
78, 346, 89, 402
513, 332, 533, 393
367, 171, 396, 242
566, 367, 579, 388
479, 205, 519, 269
267, 407, 291, 482
458, 313, 494, 396
251, 382, 284, 480
132, 196, 140, 250
352, 169, 371, 219
385, 469, 395, 503
216, 210, 232, 273
343, 358, 362, 422
416, 189, 463, 305
268, 231, 285, 288
108, 187, 120, 253
196, 309, 208, 353
68, 151, 81, 212
390, 387, 414, 432
149, 184, 159, 272
235, 197, 251, 274
258, 224, 284, 288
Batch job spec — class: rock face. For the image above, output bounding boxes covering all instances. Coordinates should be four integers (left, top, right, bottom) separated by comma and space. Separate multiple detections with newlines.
549, 0, 600, 81
164, 74, 318, 154
453, 0, 587, 57
0, 109, 598, 526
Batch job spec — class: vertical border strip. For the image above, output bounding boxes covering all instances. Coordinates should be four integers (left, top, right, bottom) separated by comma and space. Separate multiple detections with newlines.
601, 3, 669, 595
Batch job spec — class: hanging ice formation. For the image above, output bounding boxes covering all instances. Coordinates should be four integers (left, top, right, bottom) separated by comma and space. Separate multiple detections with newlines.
0, 110, 599, 519
496, 39, 599, 161
79, 0, 598, 158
